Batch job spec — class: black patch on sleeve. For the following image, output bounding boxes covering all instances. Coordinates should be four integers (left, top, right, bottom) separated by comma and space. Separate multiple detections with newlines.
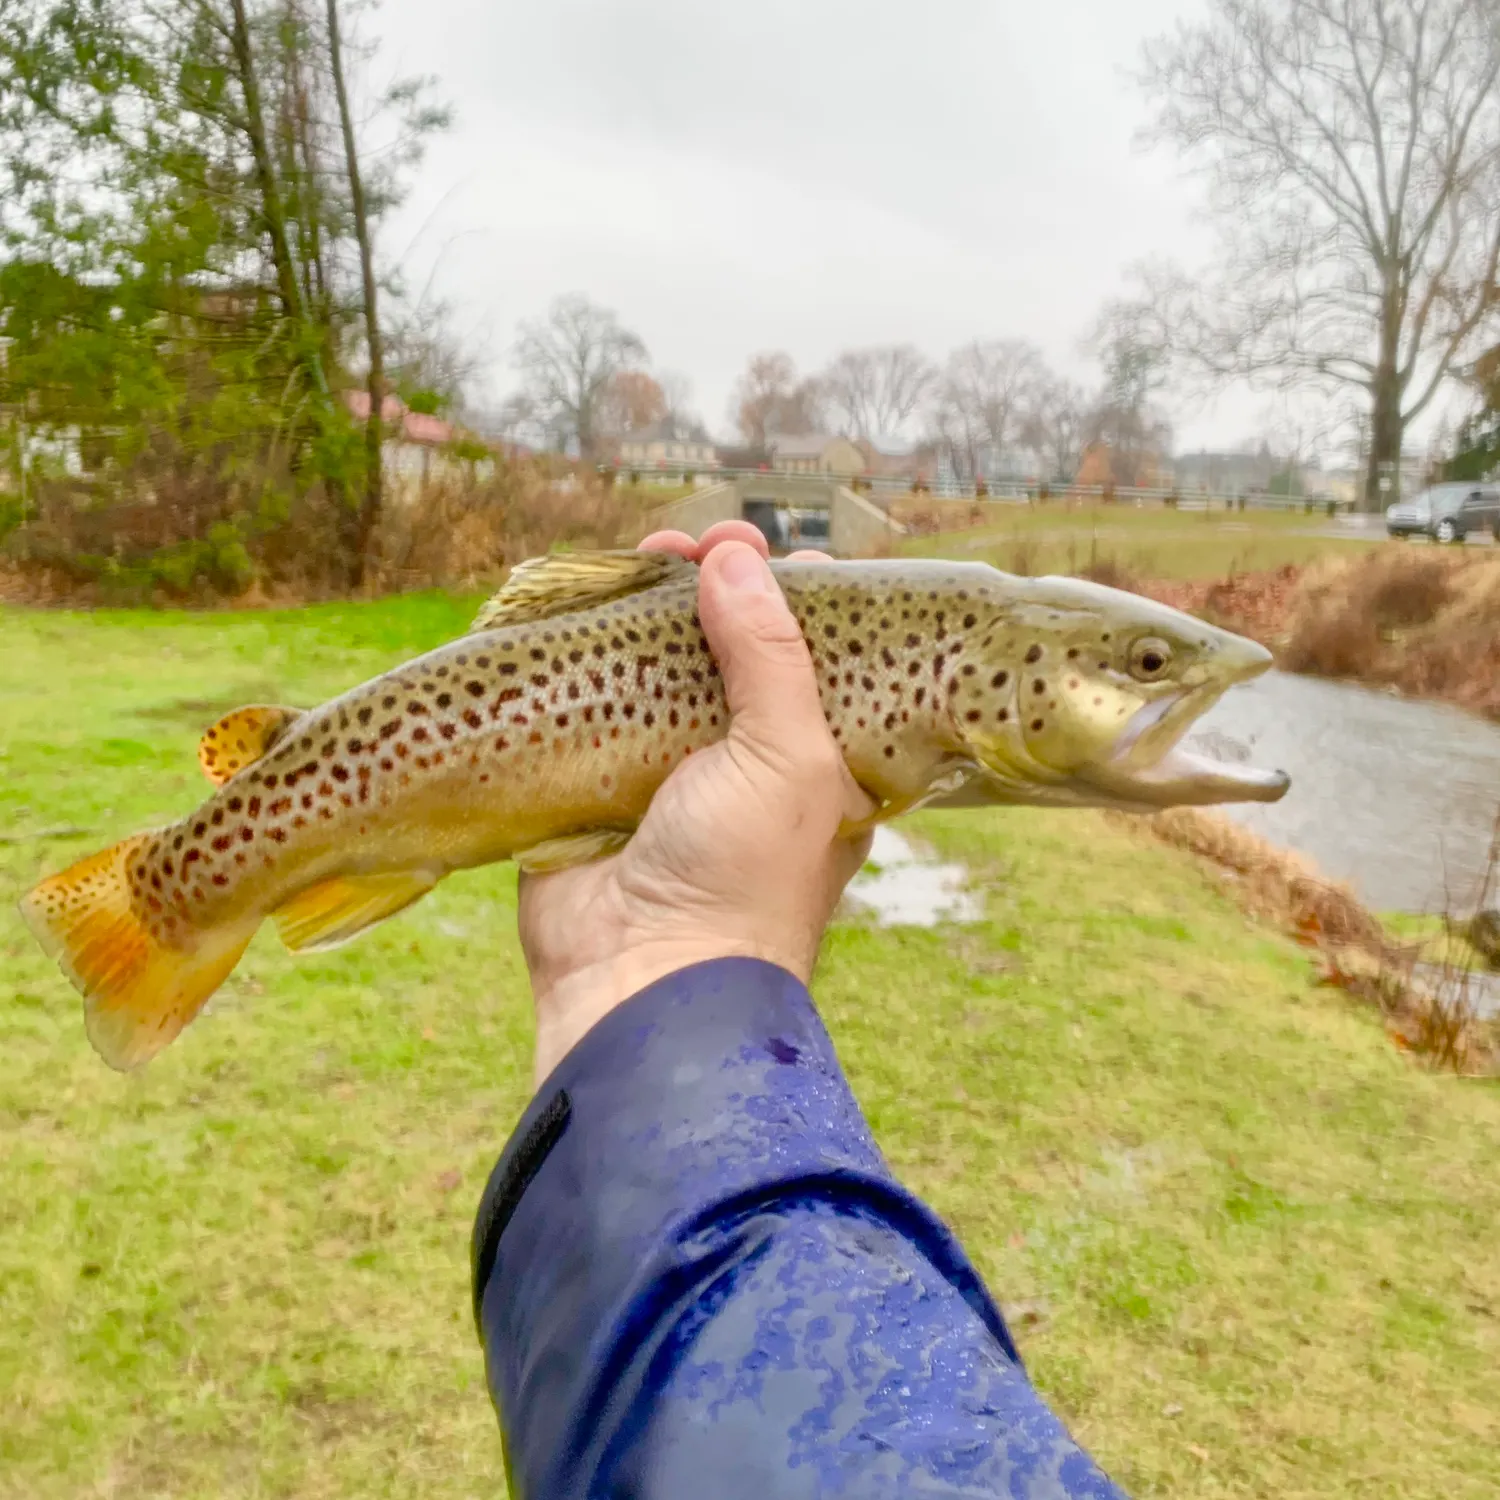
471, 1088, 573, 1330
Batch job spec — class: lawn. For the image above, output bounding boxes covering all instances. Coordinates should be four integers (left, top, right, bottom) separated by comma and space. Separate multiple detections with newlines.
2, 595, 1498, 1499
905, 500, 1378, 580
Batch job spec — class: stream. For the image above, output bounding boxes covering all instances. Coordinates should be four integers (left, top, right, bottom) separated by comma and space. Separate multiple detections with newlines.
1190, 670, 1500, 915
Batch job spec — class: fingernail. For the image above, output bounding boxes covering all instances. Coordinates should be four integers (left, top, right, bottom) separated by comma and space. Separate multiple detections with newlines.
720, 545, 775, 594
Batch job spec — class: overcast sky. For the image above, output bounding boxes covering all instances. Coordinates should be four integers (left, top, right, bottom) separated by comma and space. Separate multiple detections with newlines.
369, 0, 1318, 453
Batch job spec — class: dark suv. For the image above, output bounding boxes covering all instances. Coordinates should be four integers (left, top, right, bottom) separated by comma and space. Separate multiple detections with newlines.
1386, 483, 1500, 543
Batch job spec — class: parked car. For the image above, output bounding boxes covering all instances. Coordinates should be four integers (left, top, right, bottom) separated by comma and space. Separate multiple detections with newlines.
1386, 483, 1500, 543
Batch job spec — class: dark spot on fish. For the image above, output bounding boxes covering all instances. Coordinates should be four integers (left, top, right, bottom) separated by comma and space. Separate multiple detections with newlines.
1031, 718, 1044, 731
193, 822, 207, 837
1033, 679, 1046, 694
500, 662, 517, 676
963, 613, 976, 629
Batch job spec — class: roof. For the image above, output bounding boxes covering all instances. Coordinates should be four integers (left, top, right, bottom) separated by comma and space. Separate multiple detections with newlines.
621, 416, 714, 445
770, 433, 848, 459
343, 390, 457, 447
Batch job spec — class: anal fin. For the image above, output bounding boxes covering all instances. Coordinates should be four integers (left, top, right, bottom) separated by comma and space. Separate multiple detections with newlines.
274, 870, 441, 954
514, 828, 633, 875
199, 705, 303, 786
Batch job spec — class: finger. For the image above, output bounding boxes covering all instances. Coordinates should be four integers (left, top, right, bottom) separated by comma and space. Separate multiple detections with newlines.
694, 519, 772, 560
785, 548, 829, 562
637, 530, 699, 558
696, 542, 827, 761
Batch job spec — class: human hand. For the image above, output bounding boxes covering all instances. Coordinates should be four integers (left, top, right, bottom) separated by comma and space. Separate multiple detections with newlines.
517, 521, 876, 1085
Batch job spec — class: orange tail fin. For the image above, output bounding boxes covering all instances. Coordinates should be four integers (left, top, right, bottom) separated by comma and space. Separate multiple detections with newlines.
18, 833, 256, 1071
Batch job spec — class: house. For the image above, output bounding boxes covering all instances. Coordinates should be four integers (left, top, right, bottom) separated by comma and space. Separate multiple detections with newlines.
770, 433, 866, 476
616, 418, 720, 476
716, 443, 773, 471
1172, 449, 1285, 496
343, 391, 495, 500
857, 438, 941, 492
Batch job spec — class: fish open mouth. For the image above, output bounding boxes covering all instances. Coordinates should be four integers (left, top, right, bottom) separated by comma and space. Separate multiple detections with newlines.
1083, 672, 1290, 809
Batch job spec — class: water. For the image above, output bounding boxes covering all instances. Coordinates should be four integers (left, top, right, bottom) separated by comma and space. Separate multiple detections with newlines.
844, 825, 983, 928
841, 668, 1500, 926
1188, 671, 1500, 913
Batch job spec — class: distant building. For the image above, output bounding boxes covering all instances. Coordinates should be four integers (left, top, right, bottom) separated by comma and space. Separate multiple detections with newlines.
770, 433, 866, 476
1172, 449, 1284, 496
716, 443, 773, 471
343, 391, 496, 500
617, 417, 719, 475
857, 438, 938, 484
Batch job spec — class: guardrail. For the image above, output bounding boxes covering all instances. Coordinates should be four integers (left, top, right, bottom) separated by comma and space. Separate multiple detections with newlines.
616, 466, 1359, 514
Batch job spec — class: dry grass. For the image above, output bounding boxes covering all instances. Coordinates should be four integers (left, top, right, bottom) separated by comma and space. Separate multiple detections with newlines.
1127, 808, 1499, 1075
2, 460, 651, 608
1278, 550, 1500, 718
365, 467, 651, 596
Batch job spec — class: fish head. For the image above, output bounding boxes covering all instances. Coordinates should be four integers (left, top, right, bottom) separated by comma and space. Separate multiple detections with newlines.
957, 573, 1290, 811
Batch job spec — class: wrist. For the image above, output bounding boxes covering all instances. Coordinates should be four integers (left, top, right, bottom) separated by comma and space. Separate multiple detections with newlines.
529, 937, 802, 1086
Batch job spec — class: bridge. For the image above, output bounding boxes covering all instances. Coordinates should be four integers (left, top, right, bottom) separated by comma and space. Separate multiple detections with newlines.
643, 474, 907, 557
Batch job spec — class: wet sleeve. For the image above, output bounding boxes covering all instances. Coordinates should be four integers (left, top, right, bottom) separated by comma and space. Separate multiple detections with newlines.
471, 957, 1129, 1500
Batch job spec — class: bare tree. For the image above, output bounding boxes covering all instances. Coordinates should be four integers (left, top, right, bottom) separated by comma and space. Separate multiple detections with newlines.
1024, 376, 1088, 482
820, 343, 935, 439
927, 339, 1047, 482
596, 370, 668, 441
1137, 0, 1500, 507
731, 351, 825, 446
512, 294, 648, 459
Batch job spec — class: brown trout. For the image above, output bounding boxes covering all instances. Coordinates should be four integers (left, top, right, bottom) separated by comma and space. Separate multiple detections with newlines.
21, 550, 1288, 1070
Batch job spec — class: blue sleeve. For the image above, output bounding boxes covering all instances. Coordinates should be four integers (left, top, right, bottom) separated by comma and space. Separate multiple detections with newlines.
472, 957, 1129, 1499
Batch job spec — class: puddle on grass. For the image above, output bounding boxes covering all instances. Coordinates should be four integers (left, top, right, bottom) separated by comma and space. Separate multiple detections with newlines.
843, 825, 984, 928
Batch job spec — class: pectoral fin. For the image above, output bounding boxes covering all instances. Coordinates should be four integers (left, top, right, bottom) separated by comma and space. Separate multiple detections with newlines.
274, 870, 441, 954
514, 828, 633, 874
199, 705, 303, 786
836, 760, 985, 837
471, 551, 694, 632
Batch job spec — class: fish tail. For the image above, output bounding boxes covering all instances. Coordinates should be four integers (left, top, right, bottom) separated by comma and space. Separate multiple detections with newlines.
18, 832, 256, 1072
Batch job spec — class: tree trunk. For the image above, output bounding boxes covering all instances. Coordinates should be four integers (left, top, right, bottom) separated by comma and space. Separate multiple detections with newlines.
1364, 367, 1404, 510
228, 0, 349, 578
326, 0, 382, 587
227, 0, 328, 403
1364, 269, 1405, 511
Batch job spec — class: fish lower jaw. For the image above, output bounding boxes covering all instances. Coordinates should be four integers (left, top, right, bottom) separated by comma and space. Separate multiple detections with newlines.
1083, 743, 1291, 809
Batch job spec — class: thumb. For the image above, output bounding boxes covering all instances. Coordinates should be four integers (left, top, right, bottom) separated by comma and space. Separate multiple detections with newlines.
697, 542, 826, 754
697, 541, 876, 825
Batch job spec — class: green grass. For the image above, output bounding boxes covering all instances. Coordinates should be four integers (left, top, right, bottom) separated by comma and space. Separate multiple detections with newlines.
3, 595, 1498, 1498
906, 501, 1377, 580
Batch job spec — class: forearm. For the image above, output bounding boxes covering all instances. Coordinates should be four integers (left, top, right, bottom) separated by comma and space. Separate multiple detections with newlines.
471, 959, 1127, 1499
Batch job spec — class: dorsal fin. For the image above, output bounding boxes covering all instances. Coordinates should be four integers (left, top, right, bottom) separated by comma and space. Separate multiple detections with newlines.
198, 705, 303, 786
470, 550, 695, 633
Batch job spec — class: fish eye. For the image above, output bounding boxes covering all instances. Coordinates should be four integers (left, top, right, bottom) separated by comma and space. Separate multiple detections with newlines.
1128, 637, 1173, 681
